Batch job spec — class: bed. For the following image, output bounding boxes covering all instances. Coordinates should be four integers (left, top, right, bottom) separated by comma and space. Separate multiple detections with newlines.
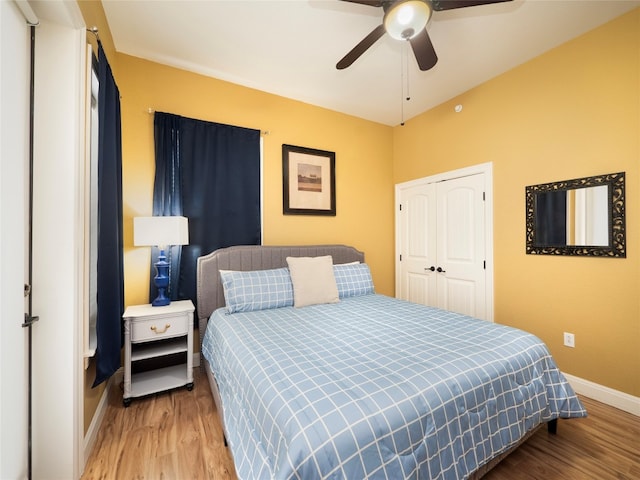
196, 245, 586, 479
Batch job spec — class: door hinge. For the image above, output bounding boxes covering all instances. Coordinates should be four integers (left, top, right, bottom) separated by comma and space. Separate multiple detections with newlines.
399, 204, 402, 211
22, 313, 39, 328
399, 254, 402, 261
483, 260, 486, 269
483, 191, 486, 201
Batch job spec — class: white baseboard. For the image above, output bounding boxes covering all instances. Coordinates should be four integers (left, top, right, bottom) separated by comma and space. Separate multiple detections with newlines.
83, 367, 123, 465
563, 372, 640, 416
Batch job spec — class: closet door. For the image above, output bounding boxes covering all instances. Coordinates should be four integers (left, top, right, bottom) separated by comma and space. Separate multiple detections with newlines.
397, 182, 437, 306
436, 174, 486, 319
396, 173, 487, 319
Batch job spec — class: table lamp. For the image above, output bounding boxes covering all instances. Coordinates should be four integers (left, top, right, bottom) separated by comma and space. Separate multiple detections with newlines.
133, 216, 189, 306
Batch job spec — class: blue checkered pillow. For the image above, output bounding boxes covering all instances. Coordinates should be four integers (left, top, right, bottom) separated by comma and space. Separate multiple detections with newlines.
220, 268, 294, 313
333, 263, 375, 298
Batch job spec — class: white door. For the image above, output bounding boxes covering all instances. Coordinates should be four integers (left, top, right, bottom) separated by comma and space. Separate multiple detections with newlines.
396, 167, 491, 320
1, 2, 31, 477
435, 175, 486, 319
397, 182, 437, 306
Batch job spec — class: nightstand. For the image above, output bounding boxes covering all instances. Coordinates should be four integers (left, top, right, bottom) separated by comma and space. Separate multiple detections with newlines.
123, 299, 194, 407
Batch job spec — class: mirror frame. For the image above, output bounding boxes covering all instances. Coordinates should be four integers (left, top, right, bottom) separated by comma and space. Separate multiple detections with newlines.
525, 172, 626, 257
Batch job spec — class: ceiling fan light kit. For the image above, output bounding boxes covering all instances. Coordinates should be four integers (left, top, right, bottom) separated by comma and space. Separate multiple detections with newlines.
337, 0, 513, 71
384, 0, 432, 40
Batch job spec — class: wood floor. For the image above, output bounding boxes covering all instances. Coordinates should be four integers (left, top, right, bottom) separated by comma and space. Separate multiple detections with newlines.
82, 367, 640, 479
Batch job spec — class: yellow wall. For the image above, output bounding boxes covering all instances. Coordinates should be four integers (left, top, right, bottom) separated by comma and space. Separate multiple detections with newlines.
77, 0, 116, 68
116, 54, 395, 308
393, 9, 639, 396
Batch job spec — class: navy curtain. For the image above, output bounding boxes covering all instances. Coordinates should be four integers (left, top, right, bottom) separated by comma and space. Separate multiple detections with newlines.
93, 44, 124, 387
150, 114, 184, 300
153, 112, 261, 309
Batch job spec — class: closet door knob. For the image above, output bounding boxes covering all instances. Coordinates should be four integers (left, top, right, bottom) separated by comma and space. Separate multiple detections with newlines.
425, 266, 435, 271
436, 267, 446, 273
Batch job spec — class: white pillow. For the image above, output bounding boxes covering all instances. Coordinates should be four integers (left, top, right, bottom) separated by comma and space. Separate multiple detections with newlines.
286, 255, 339, 308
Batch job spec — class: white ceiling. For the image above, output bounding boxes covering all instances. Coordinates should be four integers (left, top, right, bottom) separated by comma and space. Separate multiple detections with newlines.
102, 0, 639, 126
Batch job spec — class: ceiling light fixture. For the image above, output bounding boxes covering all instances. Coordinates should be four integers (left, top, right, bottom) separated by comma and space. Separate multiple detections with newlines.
384, 0, 432, 40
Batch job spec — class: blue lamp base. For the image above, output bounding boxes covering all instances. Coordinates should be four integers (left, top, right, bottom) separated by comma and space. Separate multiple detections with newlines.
152, 249, 171, 307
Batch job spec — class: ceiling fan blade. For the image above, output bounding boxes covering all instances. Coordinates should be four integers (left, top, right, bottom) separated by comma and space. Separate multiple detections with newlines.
339, 0, 385, 6
409, 29, 438, 71
336, 24, 387, 70
431, 0, 512, 11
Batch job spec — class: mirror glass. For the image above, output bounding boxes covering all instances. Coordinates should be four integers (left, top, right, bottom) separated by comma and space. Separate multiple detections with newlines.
526, 172, 625, 257
535, 185, 608, 247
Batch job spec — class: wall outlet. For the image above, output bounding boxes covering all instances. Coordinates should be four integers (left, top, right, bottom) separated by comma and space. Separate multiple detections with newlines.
563, 332, 575, 348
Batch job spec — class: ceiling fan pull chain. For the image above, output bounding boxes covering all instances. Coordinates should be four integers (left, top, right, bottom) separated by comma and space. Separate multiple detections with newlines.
405, 40, 411, 102
400, 42, 406, 126
400, 40, 412, 126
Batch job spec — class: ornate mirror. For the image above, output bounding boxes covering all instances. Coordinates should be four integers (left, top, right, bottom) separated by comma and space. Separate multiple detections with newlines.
525, 172, 625, 257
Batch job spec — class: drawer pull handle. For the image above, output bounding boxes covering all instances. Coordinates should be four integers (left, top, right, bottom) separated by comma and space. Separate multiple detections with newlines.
150, 323, 171, 334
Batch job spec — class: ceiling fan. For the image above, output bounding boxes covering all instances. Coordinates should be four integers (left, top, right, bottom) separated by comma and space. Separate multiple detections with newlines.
337, 0, 513, 71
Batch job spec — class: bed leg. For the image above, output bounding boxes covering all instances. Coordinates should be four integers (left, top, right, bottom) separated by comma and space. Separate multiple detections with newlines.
224, 434, 228, 447
547, 418, 558, 435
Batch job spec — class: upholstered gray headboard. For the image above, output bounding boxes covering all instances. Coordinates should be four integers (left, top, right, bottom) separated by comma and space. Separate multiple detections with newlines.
196, 244, 365, 333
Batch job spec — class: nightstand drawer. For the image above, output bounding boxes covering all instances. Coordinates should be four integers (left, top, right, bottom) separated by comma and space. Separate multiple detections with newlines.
131, 314, 189, 342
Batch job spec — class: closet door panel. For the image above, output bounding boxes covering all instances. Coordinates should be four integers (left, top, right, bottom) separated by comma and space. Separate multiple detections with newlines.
440, 278, 478, 318
397, 183, 437, 305
436, 175, 486, 318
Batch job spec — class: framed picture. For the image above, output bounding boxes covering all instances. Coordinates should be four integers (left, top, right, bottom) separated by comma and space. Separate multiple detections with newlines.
282, 144, 336, 216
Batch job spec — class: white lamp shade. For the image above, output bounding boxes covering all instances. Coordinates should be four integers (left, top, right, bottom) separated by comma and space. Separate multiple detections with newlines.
384, 0, 432, 40
133, 216, 189, 247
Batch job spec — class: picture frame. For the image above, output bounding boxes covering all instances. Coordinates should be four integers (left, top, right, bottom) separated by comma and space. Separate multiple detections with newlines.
282, 144, 336, 216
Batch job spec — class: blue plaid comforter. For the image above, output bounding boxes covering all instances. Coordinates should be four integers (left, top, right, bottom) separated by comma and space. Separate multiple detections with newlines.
202, 294, 586, 479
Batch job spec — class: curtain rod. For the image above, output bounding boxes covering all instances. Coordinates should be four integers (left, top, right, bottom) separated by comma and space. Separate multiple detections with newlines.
146, 108, 270, 135
86, 26, 100, 43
